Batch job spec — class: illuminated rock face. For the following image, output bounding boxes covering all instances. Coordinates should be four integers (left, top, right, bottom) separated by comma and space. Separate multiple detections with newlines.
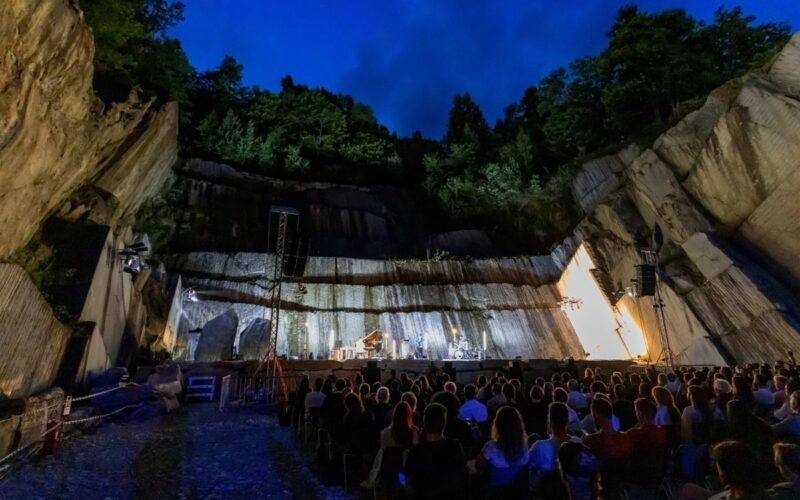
569, 33, 800, 364
0, 1, 178, 258
172, 252, 586, 361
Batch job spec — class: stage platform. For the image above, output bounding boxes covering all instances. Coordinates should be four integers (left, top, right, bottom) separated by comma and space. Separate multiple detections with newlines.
136, 358, 642, 387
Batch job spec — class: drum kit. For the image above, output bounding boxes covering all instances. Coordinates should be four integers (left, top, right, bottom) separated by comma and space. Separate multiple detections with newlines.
447, 336, 483, 360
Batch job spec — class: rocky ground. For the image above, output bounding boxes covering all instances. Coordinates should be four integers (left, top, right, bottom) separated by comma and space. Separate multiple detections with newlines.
0, 403, 356, 499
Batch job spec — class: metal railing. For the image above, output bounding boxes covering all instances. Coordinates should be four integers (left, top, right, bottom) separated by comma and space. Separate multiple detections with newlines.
220, 372, 307, 407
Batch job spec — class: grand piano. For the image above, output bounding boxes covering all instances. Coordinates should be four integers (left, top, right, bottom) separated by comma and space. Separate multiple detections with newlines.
353, 330, 383, 359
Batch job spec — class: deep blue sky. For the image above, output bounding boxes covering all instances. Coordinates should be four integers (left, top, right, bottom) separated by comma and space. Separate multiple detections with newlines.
170, 1, 799, 138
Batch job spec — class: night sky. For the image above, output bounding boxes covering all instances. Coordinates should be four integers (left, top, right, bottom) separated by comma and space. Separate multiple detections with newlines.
170, 1, 800, 138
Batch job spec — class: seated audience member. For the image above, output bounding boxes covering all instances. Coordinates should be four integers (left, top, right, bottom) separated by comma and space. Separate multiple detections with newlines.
486, 383, 506, 418
732, 375, 756, 408
553, 387, 580, 432
773, 391, 800, 438
567, 379, 588, 412
371, 386, 393, 431
363, 401, 421, 489
501, 383, 519, 411
459, 384, 488, 423
652, 386, 681, 443
775, 381, 800, 421
681, 385, 713, 445
625, 398, 668, 484
476, 376, 491, 402
343, 392, 374, 454
579, 392, 620, 434
321, 378, 347, 432
358, 383, 372, 410
524, 386, 548, 437
304, 377, 326, 419
665, 372, 681, 394
726, 399, 773, 463
754, 373, 776, 417
558, 441, 599, 500
774, 376, 789, 409
770, 443, 800, 499
710, 441, 770, 500
475, 406, 530, 496
405, 403, 466, 499
712, 378, 733, 421
529, 402, 579, 496
444, 381, 457, 394
432, 390, 474, 446
611, 384, 636, 431
583, 398, 633, 496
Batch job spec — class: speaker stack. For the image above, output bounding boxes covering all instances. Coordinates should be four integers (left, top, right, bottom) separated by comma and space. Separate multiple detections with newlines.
635, 264, 656, 297
364, 360, 381, 384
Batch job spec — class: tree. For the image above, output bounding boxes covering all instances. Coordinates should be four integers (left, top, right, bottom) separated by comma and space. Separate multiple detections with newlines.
443, 94, 490, 150
81, 0, 188, 102
598, 6, 712, 138
707, 7, 790, 81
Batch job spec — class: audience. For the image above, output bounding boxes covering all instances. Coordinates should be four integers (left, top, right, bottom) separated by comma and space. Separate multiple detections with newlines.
292, 355, 800, 499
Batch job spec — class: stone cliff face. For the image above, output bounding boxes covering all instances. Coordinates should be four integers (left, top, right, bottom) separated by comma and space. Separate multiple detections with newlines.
171, 252, 585, 361
0, 0, 178, 404
570, 33, 800, 364
168, 159, 495, 258
0, 0, 178, 258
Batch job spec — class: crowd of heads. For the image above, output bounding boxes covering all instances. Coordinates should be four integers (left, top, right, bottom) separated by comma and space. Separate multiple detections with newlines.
290, 358, 800, 499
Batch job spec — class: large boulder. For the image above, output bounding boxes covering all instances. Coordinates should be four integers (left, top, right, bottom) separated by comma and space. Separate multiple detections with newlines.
238, 318, 271, 361
194, 310, 239, 361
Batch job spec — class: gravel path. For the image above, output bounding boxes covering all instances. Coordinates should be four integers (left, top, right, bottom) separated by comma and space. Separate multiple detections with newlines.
0, 403, 356, 499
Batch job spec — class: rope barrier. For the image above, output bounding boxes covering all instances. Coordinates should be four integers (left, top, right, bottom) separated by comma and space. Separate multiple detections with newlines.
63, 404, 144, 426
70, 383, 139, 402
0, 383, 144, 470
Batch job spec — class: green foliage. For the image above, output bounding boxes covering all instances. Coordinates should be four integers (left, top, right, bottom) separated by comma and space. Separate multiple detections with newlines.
82, 0, 192, 103
84, 1, 790, 252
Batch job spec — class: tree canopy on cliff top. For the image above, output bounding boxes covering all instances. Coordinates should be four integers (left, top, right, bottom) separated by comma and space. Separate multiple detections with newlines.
82, 2, 789, 252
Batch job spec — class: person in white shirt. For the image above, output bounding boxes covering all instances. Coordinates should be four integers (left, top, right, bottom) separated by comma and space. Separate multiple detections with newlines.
304, 377, 326, 419
566, 379, 588, 411
529, 402, 580, 492
459, 384, 488, 423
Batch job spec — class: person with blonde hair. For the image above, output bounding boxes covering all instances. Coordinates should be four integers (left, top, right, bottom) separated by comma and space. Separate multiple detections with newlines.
475, 406, 529, 496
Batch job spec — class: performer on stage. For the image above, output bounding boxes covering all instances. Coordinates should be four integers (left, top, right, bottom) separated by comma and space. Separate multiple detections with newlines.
414, 334, 425, 359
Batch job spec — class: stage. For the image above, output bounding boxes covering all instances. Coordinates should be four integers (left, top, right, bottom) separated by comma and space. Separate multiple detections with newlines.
141, 358, 643, 388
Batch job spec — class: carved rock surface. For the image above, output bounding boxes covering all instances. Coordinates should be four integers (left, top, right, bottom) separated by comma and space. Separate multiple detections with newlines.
0, 0, 177, 258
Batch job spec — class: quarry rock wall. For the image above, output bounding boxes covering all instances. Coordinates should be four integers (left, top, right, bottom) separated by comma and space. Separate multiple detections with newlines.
0, 0, 178, 259
0, 0, 179, 403
170, 159, 496, 258
570, 33, 800, 364
0, 265, 71, 399
172, 252, 586, 361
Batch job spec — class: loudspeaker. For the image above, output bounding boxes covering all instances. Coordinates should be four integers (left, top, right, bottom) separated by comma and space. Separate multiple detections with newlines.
509, 361, 523, 381
443, 361, 457, 381
636, 264, 656, 297
364, 362, 381, 385
266, 206, 308, 277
